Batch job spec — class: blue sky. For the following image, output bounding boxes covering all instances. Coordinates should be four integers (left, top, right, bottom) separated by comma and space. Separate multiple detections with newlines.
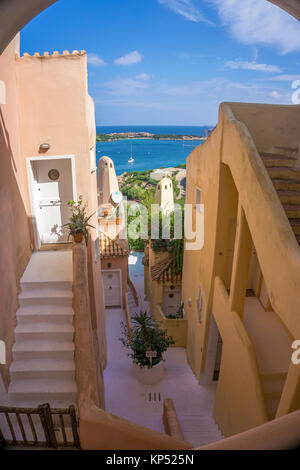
21, 0, 300, 126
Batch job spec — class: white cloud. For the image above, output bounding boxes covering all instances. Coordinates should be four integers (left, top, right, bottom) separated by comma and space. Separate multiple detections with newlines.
164, 78, 228, 97
225, 60, 281, 73
158, 0, 213, 24
269, 91, 281, 99
114, 50, 143, 66
268, 74, 300, 81
87, 53, 106, 67
136, 73, 151, 81
103, 78, 148, 96
163, 77, 292, 104
210, 0, 300, 54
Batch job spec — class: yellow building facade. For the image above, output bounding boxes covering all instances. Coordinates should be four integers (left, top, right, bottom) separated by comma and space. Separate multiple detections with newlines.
182, 102, 300, 437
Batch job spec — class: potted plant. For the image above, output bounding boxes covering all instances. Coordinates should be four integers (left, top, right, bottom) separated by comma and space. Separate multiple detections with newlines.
120, 311, 175, 385
64, 197, 95, 245
166, 301, 184, 319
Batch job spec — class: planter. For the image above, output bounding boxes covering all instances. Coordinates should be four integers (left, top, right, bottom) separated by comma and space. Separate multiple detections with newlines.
73, 232, 84, 243
133, 361, 165, 385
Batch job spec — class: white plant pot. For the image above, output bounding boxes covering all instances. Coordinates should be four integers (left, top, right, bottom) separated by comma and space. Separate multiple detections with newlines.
133, 361, 165, 385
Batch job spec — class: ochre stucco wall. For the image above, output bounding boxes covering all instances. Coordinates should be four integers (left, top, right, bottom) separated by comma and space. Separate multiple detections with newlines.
15, 49, 107, 386
182, 102, 300, 437
0, 36, 32, 388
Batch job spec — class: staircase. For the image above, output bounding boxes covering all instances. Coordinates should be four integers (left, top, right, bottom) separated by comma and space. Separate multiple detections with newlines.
8, 251, 77, 407
258, 146, 299, 418
260, 146, 300, 245
261, 372, 288, 420
127, 287, 139, 314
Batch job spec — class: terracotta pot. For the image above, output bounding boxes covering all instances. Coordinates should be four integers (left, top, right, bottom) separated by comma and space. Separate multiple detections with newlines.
73, 232, 84, 243
133, 361, 165, 385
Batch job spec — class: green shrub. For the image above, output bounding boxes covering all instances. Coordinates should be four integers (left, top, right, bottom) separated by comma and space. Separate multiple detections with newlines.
120, 312, 175, 368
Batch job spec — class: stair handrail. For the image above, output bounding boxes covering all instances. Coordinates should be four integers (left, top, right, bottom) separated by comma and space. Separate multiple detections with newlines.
72, 241, 192, 450
123, 290, 133, 341
127, 276, 139, 307
216, 102, 300, 416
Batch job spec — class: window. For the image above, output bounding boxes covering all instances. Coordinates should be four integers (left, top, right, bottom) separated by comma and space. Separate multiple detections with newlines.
196, 187, 202, 205
0, 80, 6, 105
48, 169, 60, 181
94, 237, 100, 262
196, 187, 202, 213
197, 287, 203, 322
90, 146, 96, 172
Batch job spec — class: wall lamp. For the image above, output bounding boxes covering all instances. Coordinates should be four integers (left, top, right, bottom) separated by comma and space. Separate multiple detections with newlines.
39, 143, 50, 152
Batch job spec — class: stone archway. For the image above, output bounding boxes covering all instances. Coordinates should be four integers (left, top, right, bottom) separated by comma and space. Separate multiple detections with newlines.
0, 0, 300, 56
0, 0, 57, 54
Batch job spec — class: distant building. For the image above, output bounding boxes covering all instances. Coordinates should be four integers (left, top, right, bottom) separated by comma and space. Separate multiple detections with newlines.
150, 168, 172, 181
97, 155, 119, 211
155, 177, 174, 214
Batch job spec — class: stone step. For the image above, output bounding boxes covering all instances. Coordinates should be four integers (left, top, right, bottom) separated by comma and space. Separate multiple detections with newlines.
12, 339, 75, 360
10, 358, 75, 380
274, 146, 298, 156
15, 323, 74, 342
288, 219, 300, 235
261, 372, 287, 382
19, 289, 73, 308
265, 391, 282, 400
260, 152, 297, 168
282, 204, 300, 218
179, 415, 224, 444
272, 179, 300, 191
16, 304, 74, 325
262, 378, 286, 395
8, 377, 77, 402
276, 190, 300, 204
20, 281, 72, 292
267, 167, 300, 181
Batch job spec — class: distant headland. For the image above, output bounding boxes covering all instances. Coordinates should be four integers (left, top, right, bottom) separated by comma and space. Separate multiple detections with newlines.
96, 131, 208, 142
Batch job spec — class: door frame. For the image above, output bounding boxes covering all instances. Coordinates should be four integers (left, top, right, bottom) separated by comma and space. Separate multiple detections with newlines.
26, 155, 77, 251
102, 269, 123, 308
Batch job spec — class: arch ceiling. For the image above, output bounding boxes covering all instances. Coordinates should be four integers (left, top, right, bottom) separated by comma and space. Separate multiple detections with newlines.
0, 0, 299, 55
0, 0, 57, 54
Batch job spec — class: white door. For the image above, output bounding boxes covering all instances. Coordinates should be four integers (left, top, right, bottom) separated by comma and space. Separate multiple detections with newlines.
33, 158, 74, 244
163, 285, 181, 317
102, 271, 122, 307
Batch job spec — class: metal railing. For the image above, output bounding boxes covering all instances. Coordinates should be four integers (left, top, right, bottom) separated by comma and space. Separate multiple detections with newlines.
0, 403, 80, 449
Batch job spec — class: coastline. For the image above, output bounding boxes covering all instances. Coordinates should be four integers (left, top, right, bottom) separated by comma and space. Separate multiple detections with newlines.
96, 134, 207, 143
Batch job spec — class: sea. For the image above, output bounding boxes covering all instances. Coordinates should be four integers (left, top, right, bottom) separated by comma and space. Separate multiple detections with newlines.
96, 126, 213, 175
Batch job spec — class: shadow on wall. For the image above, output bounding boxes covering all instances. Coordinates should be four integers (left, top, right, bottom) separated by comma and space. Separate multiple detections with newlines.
0, 107, 32, 390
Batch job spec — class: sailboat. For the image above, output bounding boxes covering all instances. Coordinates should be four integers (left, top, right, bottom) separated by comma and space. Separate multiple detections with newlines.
128, 144, 134, 163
